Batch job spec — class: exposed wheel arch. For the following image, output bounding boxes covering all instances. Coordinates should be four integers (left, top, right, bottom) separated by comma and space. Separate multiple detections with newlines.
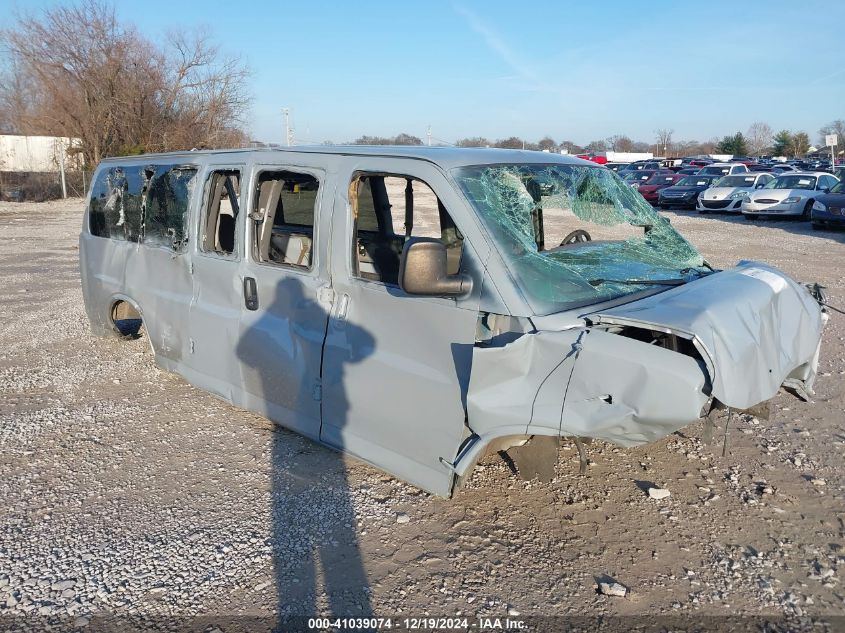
108, 295, 146, 341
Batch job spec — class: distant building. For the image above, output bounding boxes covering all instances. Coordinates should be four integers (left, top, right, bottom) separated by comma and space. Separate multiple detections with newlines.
0, 134, 83, 172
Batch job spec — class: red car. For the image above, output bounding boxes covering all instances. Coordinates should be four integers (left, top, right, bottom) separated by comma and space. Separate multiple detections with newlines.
636, 173, 684, 204
575, 154, 608, 165
687, 159, 712, 168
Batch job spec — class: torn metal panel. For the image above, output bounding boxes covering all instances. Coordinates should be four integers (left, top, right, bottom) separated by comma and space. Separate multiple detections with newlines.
559, 328, 709, 446
466, 328, 584, 437
589, 261, 825, 410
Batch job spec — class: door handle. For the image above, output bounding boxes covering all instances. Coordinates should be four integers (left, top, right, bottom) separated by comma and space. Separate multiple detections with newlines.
336, 293, 350, 322
243, 277, 258, 311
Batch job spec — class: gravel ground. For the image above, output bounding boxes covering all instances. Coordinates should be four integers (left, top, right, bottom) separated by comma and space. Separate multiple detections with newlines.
1, 198, 844, 631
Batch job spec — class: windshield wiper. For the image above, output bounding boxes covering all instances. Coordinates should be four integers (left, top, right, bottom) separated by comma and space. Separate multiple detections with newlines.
589, 277, 686, 287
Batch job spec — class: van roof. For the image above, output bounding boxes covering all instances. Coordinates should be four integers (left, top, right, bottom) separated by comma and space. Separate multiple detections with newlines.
97, 145, 590, 170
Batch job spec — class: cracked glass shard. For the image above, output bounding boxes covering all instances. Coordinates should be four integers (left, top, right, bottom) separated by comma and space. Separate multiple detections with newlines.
453, 163, 708, 314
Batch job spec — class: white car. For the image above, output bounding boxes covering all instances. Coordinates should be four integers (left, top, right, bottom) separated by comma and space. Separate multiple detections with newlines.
697, 163, 749, 177
697, 172, 775, 214
741, 172, 840, 219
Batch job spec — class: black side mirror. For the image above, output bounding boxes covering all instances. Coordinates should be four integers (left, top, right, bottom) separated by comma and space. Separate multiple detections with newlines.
399, 237, 473, 297
821, 187, 830, 193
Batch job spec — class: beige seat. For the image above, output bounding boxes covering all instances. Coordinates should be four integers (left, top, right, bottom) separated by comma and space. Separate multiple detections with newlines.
269, 232, 312, 267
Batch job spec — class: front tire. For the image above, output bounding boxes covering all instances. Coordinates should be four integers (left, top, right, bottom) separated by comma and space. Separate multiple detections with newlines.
802, 200, 813, 220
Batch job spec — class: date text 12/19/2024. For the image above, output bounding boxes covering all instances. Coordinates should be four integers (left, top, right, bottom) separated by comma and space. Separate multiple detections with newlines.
307, 617, 527, 630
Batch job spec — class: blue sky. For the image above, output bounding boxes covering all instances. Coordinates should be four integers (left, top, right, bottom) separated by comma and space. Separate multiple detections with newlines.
2, 0, 844, 146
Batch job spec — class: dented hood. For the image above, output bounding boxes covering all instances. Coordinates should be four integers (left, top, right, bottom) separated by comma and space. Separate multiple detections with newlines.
588, 262, 825, 410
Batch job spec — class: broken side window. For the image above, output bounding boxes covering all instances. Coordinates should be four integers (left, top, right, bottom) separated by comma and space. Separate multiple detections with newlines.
351, 174, 464, 285
201, 169, 241, 256
143, 166, 197, 251
253, 170, 320, 270
88, 166, 145, 242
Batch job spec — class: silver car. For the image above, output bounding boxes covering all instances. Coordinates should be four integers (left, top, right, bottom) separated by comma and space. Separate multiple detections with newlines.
697, 163, 749, 177
742, 171, 841, 219
697, 172, 774, 214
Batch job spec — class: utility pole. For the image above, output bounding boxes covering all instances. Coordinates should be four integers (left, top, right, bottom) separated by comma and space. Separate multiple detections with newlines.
283, 108, 291, 146
58, 138, 67, 199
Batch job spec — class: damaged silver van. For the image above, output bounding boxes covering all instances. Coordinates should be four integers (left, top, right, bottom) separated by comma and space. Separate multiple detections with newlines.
80, 147, 827, 497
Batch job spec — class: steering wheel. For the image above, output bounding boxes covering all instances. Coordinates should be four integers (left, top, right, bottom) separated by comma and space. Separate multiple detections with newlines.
560, 230, 592, 246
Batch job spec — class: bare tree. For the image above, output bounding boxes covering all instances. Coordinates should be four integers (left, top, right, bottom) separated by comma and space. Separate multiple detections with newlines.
494, 137, 525, 149
746, 121, 773, 155
559, 140, 583, 154
791, 131, 810, 157
456, 137, 491, 147
819, 120, 845, 148
606, 134, 634, 152
584, 140, 608, 153
654, 128, 674, 156
0, 1, 250, 165
353, 133, 422, 145
537, 136, 557, 152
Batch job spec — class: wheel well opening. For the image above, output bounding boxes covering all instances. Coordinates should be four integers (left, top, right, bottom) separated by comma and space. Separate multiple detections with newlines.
111, 300, 143, 338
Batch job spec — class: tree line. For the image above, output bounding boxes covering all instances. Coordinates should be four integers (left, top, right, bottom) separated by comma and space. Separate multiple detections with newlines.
353, 120, 844, 159
0, 0, 251, 167
1, 1, 839, 167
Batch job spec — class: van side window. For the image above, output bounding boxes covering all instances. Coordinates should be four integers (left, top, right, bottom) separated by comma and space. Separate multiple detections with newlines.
201, 170, 241, 256
253, 170, 319, 270
351, 174, 464, 285
89, 166, 146, 242
144, 166, 197, 251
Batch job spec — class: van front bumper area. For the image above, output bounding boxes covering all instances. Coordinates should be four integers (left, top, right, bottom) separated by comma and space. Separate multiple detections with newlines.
456, 262, 826, 480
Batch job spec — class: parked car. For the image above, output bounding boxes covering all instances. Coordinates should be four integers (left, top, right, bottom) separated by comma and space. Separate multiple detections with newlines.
637, 173, 684, 204
677, 168, 701, 176
742, 172, 840, 219
684, 158, 714, 168
745, 163, 771, 172
605, 163, 629, 172
78, 146, 827, 497
811, 179, 845, 230
771, 164, 799, 173
623, 169, 671, 187
697, 163, 749, 177
657, 175, 719, 208
621, 161, 663, 172
696, 173, 775, 214
833, 167, 845, 181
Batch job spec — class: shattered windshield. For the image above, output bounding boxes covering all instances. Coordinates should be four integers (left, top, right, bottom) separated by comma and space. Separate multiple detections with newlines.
453, 163, 707, 314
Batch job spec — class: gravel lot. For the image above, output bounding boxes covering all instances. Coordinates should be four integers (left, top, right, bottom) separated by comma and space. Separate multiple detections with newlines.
1, 198, 844, 630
